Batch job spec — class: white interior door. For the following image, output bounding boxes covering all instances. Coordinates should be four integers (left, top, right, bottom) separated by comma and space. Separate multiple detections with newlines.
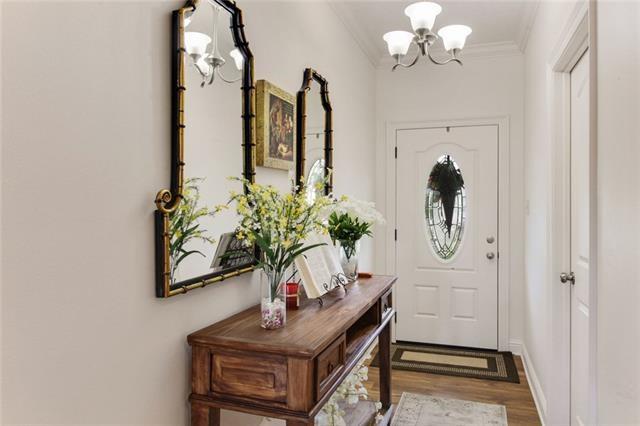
570, 50, 590, 426
395, 125, 499, 349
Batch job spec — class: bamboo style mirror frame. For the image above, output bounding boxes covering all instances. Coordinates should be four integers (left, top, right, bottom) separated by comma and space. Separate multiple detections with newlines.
154, 0, 256, 298
295, 68, 333, 198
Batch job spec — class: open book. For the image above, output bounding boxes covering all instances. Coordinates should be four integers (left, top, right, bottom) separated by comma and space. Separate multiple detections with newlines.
294, 233, 348, 299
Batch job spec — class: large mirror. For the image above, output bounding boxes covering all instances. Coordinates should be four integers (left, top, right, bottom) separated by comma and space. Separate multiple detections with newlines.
295, 68, 333, 201
154, 0, 256, 298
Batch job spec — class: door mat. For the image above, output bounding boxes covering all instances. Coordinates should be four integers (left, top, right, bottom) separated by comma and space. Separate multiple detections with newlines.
391, 392, 508, 426
371, 342, 520, 383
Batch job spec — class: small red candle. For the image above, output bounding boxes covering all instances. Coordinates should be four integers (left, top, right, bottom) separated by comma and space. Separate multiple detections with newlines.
286, 282, 299, 310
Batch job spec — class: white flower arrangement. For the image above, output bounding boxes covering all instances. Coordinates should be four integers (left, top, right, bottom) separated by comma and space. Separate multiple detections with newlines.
315, 354, 384, 426
322, 196, 386, 226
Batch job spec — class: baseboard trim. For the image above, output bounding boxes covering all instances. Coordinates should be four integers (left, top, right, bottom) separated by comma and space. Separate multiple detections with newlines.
508, 339, 523, 355
520, 343, 547, 425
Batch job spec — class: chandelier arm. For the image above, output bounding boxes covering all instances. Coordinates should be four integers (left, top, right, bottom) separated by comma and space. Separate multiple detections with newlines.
215, 67, 242, 84
392, 50, 421, 71
426, 50, 462, 66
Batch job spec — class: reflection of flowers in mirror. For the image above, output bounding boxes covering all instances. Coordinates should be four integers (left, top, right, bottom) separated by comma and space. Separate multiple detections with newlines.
169, 177, 223, 284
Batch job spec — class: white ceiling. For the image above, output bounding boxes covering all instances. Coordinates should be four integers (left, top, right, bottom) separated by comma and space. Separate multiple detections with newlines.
329, 0, 538, 66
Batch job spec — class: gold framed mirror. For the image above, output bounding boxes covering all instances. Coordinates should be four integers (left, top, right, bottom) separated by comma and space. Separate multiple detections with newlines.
154, 0, 256, 298
295, 68, 333, 200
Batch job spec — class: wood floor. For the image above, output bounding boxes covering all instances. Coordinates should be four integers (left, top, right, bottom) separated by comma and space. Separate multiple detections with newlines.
365, 355, 541, 425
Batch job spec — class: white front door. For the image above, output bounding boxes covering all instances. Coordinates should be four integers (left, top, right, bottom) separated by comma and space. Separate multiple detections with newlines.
570, 49, 590, 426
395, 125, 499, 349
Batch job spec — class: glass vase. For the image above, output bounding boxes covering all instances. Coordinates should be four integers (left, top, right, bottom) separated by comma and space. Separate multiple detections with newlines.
338, 239, 360, 281
260, 268, 286, 330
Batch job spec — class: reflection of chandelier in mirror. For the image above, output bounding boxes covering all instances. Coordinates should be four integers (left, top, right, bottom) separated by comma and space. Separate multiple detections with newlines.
383, 1, 472, 71
184, 0, 243, 87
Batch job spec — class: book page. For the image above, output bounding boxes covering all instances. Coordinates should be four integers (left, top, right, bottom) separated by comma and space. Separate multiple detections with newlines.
294, 254, 328, 299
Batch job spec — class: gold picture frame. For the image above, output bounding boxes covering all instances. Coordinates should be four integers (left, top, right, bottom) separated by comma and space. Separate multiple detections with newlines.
256, 80, 296, 171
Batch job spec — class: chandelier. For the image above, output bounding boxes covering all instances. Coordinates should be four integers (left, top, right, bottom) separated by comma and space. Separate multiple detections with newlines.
383, 2, 472, 71
183, 0, 243, 87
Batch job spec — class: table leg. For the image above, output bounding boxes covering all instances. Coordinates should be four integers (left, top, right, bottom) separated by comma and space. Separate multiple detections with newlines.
190, 403, 220, 426
379, 319, 392, 410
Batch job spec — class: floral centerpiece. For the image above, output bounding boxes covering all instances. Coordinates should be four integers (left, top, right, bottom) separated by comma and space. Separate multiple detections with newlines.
228, 178, 330, 329
169, 177, 219, 285
325, 197, 385, 280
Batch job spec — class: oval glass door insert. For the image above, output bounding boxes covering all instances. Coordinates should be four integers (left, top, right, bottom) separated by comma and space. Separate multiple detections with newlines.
425, 154, 466, 261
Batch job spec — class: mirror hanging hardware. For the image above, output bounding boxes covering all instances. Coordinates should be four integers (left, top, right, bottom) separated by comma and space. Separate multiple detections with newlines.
560, 272, 576, 285
486, 252, 495, 260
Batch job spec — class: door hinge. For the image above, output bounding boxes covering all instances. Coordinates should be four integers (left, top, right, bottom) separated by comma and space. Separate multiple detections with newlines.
394, 229, 397, 241
394, 146, 398, 159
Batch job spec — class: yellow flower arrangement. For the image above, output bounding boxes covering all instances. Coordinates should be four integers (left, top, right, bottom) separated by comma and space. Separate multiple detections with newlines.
227, 177, 332, 302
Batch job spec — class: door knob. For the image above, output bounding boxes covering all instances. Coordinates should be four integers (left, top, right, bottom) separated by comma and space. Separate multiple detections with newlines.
560, 272, 575, 285
486, 252, 495, 260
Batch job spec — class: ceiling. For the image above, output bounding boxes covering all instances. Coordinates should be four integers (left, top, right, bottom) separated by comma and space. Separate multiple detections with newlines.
328, 0, 538, 66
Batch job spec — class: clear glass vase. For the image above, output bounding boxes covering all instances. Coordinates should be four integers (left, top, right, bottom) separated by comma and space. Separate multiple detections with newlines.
260, 267, 286, 330
338, 239, 360, 281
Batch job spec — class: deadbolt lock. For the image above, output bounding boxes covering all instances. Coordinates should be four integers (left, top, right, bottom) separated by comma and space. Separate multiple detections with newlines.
560, 272, 575, 285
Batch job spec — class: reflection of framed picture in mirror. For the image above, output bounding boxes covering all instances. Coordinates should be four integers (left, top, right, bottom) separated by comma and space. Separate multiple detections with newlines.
256, 80, 296, 171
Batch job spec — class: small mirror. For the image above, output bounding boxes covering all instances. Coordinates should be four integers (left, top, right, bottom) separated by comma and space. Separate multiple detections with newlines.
295, 69, 333, 199
155, 0, 256, 297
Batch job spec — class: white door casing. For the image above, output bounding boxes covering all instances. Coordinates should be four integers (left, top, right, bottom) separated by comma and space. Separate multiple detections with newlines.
395, 125, 499, 349
570, 49, 590, 426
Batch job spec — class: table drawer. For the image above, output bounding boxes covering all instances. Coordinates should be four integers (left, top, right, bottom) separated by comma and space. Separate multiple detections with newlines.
211, 351, 288, 403
316, 334, 346, 398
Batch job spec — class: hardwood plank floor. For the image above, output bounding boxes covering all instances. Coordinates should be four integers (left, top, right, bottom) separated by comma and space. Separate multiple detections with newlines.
365, 355, 540, 425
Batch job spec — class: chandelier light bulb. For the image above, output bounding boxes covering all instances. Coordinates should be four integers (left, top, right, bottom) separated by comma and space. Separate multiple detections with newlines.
383, 31, 415, 57
438, 25, 472, 51
404, 2, 442, 32
184, 32, 212, 57
229, 48, 244, 70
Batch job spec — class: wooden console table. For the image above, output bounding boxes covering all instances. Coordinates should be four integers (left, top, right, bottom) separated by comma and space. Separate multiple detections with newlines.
188, 275, 397, 425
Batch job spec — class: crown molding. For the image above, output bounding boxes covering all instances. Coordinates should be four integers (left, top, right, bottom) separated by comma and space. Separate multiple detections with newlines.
516, 0, 540, 52
327, 1, 382, 67
377, 41, 522, 69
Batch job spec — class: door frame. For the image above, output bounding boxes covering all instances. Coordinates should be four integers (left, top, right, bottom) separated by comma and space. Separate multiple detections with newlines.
547, 2, 597, 424
384, 116, 510, 351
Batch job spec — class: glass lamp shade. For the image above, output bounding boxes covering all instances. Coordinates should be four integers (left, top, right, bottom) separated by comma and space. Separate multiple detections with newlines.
404, 2, 442, 32
184, 32, 212, 56
438, 25, 472, 51
229, 48, 244, 70
383, 31, 415, 56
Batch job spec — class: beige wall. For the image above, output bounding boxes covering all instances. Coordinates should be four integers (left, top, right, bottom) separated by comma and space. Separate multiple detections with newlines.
0, 1, 375, 424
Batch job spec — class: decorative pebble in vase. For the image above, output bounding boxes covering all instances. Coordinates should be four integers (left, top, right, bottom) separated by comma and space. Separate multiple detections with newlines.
260, 269, 286, 329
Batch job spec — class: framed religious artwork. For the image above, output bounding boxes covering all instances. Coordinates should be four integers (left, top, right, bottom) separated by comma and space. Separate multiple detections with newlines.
256, 80, 296, 171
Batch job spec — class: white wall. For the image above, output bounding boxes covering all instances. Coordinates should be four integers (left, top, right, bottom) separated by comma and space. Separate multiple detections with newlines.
375, 53, 525, 347
521, 2, 578, 422
0, 1, 375, 424
523, 1, 640, 424
594, 1, 640, 423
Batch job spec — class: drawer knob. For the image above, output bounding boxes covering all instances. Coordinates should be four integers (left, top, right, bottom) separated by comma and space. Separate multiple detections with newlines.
327, 362, 334, 373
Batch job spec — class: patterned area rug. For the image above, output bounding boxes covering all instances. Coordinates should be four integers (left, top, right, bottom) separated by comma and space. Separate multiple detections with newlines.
391, 393, 508, 426
371, 342, 520, 383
